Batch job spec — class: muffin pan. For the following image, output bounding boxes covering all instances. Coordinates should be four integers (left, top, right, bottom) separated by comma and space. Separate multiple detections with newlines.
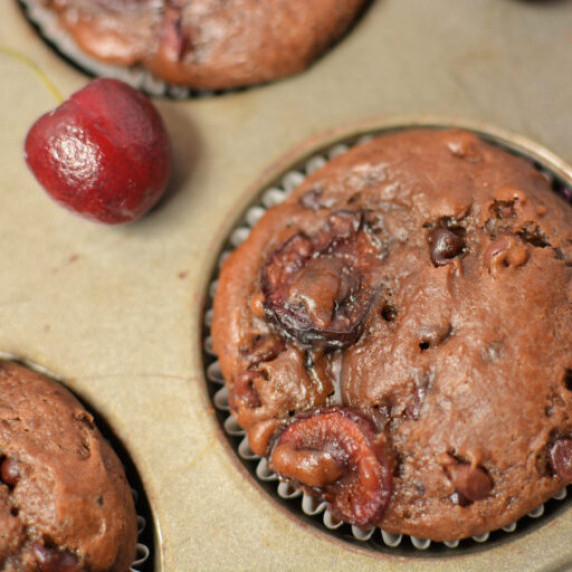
2, 0, 572, 569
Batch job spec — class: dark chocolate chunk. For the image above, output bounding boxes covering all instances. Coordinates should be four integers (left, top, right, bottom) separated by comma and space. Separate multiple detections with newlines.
428, 227, 465, 266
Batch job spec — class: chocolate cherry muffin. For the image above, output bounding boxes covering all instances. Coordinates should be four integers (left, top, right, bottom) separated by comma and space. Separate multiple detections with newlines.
0, 360, 138, 571
27, 0, 368, 90
211, 128, 572, 542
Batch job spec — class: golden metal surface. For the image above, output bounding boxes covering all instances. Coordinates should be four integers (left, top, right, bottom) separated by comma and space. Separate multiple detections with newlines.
1, 1, 572, 570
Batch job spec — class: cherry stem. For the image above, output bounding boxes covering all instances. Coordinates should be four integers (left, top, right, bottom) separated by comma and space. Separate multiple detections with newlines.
0, 46, 64, 104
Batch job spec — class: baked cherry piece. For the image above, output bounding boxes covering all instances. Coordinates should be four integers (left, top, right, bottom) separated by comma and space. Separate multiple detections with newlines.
262, 210, 383, 348
32, 543, 81, 572
268, 407, 393, 527
0, 457, 21, 488
24, 78, 172, 224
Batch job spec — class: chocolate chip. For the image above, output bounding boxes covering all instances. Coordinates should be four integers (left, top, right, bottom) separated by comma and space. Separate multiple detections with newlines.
0, 458, 21, 488
428, 227, 465, 266
453, 463, 493, 502
549, 438, 572, 482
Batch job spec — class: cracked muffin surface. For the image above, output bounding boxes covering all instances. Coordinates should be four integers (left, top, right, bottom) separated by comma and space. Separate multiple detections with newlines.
212, 128, 572, 541
0, 360, 137, 571
34, 0, 369, 90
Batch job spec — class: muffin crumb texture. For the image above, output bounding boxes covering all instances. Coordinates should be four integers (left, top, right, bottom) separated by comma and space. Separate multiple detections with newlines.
212, 128, 572, 542
0, 361, 137, 571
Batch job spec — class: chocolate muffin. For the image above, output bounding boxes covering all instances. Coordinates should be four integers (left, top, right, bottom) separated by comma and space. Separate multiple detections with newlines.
0, 360, 138, 571
26, 0, 368, 90
211, 128, 572, 542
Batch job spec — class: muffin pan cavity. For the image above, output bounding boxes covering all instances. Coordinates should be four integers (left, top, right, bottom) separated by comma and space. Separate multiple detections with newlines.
16, 0, 229, 99
16, 0, 371, 99
202, 120, 572, 558
0, 351, 155, 572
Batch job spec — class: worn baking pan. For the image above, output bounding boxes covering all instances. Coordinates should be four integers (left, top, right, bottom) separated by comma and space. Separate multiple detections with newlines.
1, 0, 571, 569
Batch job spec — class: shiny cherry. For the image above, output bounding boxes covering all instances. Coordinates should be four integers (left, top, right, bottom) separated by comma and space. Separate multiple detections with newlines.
24, 78, 172, 224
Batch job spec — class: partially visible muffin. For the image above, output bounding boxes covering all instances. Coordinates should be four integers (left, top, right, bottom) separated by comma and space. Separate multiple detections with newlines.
27, 0, 369, 90
0, 360, 137, 571
212, 128, 572, 541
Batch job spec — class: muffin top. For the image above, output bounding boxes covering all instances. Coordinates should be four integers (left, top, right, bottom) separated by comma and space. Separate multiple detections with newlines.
0, 360, 137, 571
212, 128, 572, 541
37, 0, 368, 89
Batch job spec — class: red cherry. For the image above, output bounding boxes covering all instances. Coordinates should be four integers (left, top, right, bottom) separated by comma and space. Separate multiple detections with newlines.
268, 407, 393, 527
24, 78, 172, 224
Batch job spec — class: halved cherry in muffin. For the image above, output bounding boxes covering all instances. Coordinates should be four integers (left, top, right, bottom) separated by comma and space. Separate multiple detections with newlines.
268, 407, 393, 527
262, 210, 383, 349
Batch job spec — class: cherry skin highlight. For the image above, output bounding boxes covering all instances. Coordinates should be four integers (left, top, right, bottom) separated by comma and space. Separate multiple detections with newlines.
24, 78, 172, 224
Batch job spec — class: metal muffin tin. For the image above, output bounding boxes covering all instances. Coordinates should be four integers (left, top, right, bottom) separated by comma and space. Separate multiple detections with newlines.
1, 0, 572, 570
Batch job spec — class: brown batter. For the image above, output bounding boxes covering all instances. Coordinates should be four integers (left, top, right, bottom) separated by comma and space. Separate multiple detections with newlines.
0, 361, 137, 571
212, 128, 572, 541
35, 0, 369, 89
